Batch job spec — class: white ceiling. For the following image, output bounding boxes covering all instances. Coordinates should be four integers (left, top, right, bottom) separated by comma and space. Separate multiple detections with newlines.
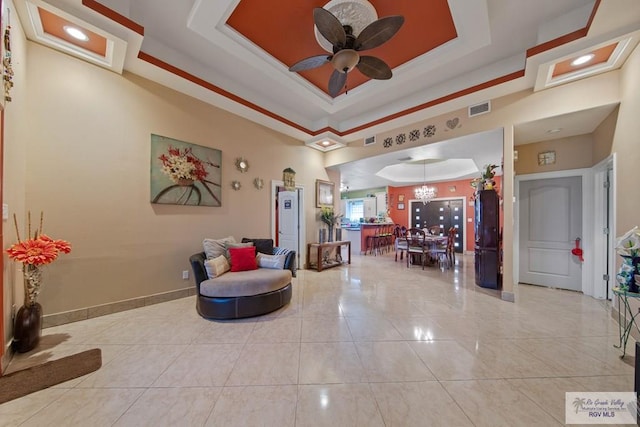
14, 0, 640, 190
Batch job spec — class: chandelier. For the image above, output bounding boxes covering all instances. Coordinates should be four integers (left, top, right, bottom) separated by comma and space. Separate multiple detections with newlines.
414, 161, 437, 204
415, 185, 437, 204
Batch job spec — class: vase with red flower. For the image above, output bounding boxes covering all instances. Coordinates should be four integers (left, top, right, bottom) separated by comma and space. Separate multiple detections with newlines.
5, 212, 72, 353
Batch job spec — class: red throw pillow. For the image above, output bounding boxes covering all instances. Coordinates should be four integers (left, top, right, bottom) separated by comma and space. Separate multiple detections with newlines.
229, 246, 258, 272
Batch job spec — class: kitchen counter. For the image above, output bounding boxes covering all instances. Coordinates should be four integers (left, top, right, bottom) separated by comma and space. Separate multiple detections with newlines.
343, 228, 361, 253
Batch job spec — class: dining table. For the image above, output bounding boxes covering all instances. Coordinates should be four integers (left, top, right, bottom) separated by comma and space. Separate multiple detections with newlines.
403, 231, 448, 267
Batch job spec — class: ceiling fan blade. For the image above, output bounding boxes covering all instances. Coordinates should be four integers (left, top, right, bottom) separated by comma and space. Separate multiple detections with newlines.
355, 16, 405, 51
328, 69, 347, 97
289, 55, 330, 72
314, 7, 346, 48
357, 56, 392, 80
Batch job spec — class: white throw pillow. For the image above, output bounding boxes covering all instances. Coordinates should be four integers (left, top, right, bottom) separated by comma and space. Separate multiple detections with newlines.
203, 236, 236, 259
256, 253, 287, 270
204, 255, 230, 278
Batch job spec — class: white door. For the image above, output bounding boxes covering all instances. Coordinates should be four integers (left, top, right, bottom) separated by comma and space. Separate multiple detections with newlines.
519, 176, 582, 291
278, 191, 298, 253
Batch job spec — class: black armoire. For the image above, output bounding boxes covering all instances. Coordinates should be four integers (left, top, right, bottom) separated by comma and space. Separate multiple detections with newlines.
474, 190, 502, 289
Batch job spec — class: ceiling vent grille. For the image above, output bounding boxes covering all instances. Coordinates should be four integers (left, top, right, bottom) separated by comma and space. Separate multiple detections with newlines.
468, 101, 491, 117
364, 136, 376, 146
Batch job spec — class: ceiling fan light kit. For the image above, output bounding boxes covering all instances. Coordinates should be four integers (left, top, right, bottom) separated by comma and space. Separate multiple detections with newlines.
289, 3, 404, 97
331, 49, 359, 73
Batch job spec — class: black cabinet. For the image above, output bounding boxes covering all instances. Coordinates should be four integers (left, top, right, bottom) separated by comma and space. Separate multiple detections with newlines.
474, 190, 501, 289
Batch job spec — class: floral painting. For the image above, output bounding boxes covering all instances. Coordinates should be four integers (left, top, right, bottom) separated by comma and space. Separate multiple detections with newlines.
150, 134, 222, 206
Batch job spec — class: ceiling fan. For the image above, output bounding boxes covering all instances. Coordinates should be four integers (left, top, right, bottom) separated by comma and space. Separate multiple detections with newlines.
289, 7, 404, 97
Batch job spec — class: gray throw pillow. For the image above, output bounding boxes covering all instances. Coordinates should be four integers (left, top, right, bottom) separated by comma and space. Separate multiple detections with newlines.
203, 236, 236, 259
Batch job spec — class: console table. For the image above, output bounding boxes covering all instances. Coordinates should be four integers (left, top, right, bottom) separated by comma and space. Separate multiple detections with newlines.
307, 240, 351, 272
613, 287, 640, 358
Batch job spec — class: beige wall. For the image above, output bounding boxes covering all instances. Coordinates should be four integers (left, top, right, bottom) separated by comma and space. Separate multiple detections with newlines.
592, 107, 618, 165
3, 41, 331, 318
610, 38, 640, 317
613, 40, 640, 246
514, 134, 594, 176
2, 0, 29, 362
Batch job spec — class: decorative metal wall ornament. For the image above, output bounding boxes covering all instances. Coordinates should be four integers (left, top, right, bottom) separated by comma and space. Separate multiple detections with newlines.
283, 167, 296, 190
446, 118, 460, 129
3, 9, 14, 102
423, 125, 436, 138
235, 157, 249, 172
253, 177, 264, 190
231, 180, 241, 190
378, 115, 464, 151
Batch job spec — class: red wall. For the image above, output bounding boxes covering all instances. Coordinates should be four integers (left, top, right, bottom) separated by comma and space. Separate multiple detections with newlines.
387, 177, 502, 252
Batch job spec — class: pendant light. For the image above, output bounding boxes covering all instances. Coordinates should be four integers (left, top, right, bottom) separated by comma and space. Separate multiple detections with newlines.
414, 160, 437, 205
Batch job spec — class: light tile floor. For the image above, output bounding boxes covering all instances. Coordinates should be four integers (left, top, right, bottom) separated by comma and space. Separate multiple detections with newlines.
1, 253, 635, 426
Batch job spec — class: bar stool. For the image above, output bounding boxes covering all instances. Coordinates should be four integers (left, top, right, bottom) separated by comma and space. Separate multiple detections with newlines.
368, 227, 383, 255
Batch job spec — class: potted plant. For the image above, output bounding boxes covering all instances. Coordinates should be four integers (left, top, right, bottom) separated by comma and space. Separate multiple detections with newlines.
5, 212, 72, 352
481, 164, 498, 190
616, 226, 640, 293
319, 207, 343, 242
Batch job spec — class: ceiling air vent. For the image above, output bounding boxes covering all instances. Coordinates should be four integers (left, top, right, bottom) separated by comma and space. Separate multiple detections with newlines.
364, 136, 376, 146
468, 101, 491, 117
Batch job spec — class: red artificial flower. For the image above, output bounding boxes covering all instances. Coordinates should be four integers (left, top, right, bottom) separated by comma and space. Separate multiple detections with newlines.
39, 234, 72, 254
6, 238, 59, 265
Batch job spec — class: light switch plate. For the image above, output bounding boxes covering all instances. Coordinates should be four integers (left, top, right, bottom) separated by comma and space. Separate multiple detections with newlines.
2, 204, 7, 220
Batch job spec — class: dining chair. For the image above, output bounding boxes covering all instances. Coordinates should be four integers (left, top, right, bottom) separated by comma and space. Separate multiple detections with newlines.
446, 227, 456, 265
394, 225, 407, 261
427, 225, 441, 236
429, 233, 449, 269
405, 228, 427, 269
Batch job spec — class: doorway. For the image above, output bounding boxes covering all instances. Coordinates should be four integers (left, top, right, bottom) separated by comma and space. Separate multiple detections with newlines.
518, 175, 584, 292
271, 182, 305, 269
409, 197, 465, 253
592, 154, 616, 299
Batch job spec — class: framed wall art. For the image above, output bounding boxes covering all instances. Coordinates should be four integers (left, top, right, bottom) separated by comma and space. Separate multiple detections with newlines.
150, 134, 222, 206
316, 180, 335, 207
397, 202, 405, 210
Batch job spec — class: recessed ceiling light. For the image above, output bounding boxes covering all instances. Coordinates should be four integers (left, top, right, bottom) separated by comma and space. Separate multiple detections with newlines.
63, 26, 89, 42
571, 54, 594, 66
547, 128, 562, 134
321, 140, 331, 146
